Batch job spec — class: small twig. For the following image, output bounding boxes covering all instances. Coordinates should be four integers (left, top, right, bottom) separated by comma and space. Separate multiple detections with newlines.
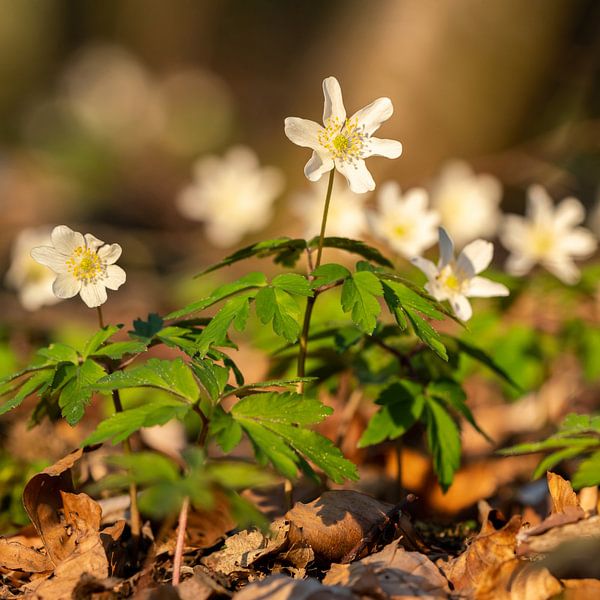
172, 496, 190, 586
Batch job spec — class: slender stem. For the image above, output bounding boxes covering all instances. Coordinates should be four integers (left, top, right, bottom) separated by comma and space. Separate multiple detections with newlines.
172, 496, 190, 586
297, 171, 335, 391
96, 305, 141, 540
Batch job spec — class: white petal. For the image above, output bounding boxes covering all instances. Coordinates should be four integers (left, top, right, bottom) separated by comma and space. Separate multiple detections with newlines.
561, 229, 597, 257
53, 273, 81, 299
98, 243, 122, 265
403, 188, 429, 213
499, 216, 528, 250
457, 239, 494, 276
438, 227, 454, 267
467, 276, 510, 298
411, 256, 438, 279
104, 264, 126, 290
31, 246, 68, 273
336, 160, 375, 194
554, 197, 585, 229
80, 282, 108, 308
322, 77, 346, 123
84, 233, 104, 250
304, 151, 334, 182
450, 294, 472, 321
351, 97, 393, 135
284, 117, 323, 150
51, 225, 84, 255
505, 253, 535, 276
363, 137, 402, 159
527, 185, 554, 222
543, 258, 580, 285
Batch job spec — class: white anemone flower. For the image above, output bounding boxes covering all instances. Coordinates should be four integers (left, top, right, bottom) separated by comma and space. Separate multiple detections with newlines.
411, 227, 509, 321
31, 226, 126, 308
292, 176, 368, 239
177, 146, 284, 248
284, 76, 402, 194
367, 181, 440, 258
500, 185, 597, 284
5, 227, 63, 311
430, 161, 502, 246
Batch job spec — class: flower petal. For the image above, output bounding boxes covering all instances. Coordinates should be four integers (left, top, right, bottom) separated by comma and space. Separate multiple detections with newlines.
322, 76, 346, 123
457, 239, 494, 276
284, 117, 323, 150
554, 197, 586, 229
561, 228, 597, 257
527, 185, 554, 223
438, 227, 454, 267
543, 258, 580, 285
450, 294, 472, 321
363, 137, 402, 159
79, 282, 108, 308
31, 246, 68, 273
411, 256, 438, 280
53, 273, 80, 299
505, 253, 535, 276
104, 264, 126, 290
51, 226, 84, 255
98, 243, 123, 265
467, 276, 510, 298
84, 233, 104, 250
304, 151, 334, 182
351, 97, 393, 136
335, 159, 375, 194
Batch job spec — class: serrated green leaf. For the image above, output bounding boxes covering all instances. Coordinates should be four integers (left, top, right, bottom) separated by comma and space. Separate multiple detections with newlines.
232, 392, 331, 425
0, 369, 55, 416
37, 343, 79, 365
91, 341, 147, 360
166, 272, 268, 319
310, 237, 393, 268
559, 413, 600, 435
405, 309, 447, 360
532, 446, 587, 480
108, 452, 181, 484
272, 273, 313, 297
191, 359, 229, 402
425, 398, 461, 492
129, 313, 164, 343
341, 271, 382, 333
255, 287, 303, 343
573, 451, 600, 488
83, 400, 190, 445
209, 406, 243, 452
81, 325, 121, 359
499, 437, 598, 455
381, 280, 445, 320
358, 381, 425, 447
92, 358, 199, 403
59, 359, 107, 425
311, 263, 351, 289
228, 377, 317, 398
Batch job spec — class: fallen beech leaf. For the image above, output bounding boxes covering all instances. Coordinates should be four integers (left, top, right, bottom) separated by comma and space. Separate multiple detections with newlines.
232, 574, 353, 599
323, 540, 450, 599
442, 510, 522, 594
561, 578, 600, 599
178, 565, 230, 600
548, 472, 580, 513
285, 490, 405, 563
0, 538, 53, 572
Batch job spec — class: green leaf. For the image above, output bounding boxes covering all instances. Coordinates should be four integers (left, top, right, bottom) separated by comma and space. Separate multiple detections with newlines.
573, 451, 600, 488
93, 358, 199, 403
0, 370, 55, 416
532, 446, 587, 480
83, 400, 190, 445
209, 406, 243, 452
255, 287, 303, 343
405, 309, 447, 360
425, 398, 461, 492
427, 380, 491, 442
381, 280, 445, 320
358, 380, 425, 447
59, 359, 107, 425
311, 263, 351, 289
232, 392, 332, 425
129, 313, 165, 343
82, 325, 121, 359
341, 271, 383, 333
196, 238, 308, 276
191, 359, 229, 403
499, 437, 598, 455
91, 341, 147, 360
310, 237, 393, 268
166, 272, 268, 319
228, 377, 317, 397
272, 273, 313, 297
195, 293, 254, 356
37, 343, 79, 364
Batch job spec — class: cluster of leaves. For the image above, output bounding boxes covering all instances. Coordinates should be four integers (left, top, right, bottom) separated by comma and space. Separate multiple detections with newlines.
501, 413, 600, 489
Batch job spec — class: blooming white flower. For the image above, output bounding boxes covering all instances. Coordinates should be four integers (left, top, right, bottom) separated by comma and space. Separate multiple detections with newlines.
177, 146, 285, 248
411, 227, 509, 321
430, 161, 502, 246
5, 227, 63, 311
500, 185, 597, 284
367, 181, 440, 258
291, 176, 368, 239
31, 226, 126, 308
284, 76, 402, 194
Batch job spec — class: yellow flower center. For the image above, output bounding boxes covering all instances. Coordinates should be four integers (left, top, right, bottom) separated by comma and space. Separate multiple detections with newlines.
437, 265, 463, 293
319, 117, 367, 162
66, 246, 104, 282
531, 228, 555, 257
393, 224, 407, 238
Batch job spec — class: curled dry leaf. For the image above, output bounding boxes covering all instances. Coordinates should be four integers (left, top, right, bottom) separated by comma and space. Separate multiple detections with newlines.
0, 538, 53, 573
232, 574, 353, 600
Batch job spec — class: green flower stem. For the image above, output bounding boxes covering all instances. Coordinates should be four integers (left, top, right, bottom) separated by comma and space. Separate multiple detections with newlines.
96, 305, 141, 540
297, 170, 335, 391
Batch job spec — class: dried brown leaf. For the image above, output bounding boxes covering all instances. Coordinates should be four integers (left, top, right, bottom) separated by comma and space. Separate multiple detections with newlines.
548, 472, 581, 515
0, 538, 53, 572
232, 574, 353, 600
561, 578, 600, 599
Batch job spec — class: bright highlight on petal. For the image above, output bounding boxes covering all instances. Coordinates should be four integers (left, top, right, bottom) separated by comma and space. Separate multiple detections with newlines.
284, 76, 402, 194
500, 185, 597, 284
411, 227, 509, 321
31, 226, 126, 308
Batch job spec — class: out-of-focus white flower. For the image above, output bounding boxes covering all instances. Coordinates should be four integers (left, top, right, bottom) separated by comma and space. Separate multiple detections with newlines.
411, 227, 509, 321
31, 226, 126, 308
430, 161, 502, 246
367, 181, 440, 258
177, 146, 284, 248
500, 185, 597, 284
284, 76, 402, 194
5, 227, 62, 311
292, 176, 368, 239
588, 187, 600, 240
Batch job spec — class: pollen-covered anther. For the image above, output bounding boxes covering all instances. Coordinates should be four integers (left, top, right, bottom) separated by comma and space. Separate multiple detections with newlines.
318, 117, 367, 163
66, 246, 105, 283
